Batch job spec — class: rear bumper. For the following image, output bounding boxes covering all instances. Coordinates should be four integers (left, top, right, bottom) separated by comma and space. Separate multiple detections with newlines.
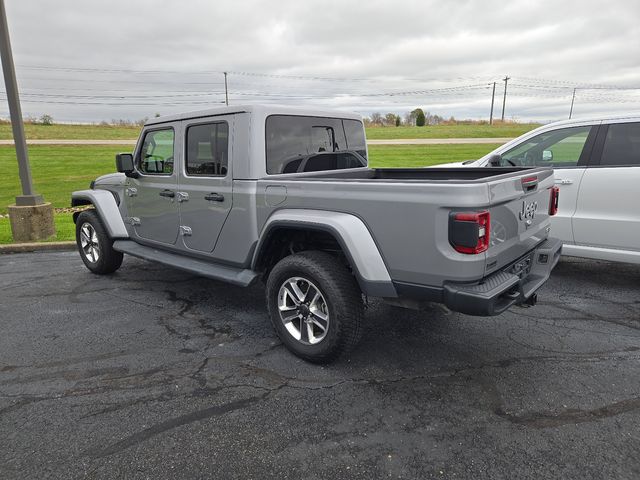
443, 237, 562, 316
393, 237, 562, 316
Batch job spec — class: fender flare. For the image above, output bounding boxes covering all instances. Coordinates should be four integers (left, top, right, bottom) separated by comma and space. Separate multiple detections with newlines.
253, 209, 396, 298
71, 189, 129, 239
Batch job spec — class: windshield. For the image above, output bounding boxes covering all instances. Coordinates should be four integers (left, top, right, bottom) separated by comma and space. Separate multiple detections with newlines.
266, 115, 367, 174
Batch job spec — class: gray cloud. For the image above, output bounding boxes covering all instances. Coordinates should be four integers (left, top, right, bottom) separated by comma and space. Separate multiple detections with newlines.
2, 0, 639, 122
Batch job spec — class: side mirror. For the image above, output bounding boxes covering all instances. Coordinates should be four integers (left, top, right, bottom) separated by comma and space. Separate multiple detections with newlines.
488, 154, 502, 167
115, 153, 138, 178
542, 150, 553, 162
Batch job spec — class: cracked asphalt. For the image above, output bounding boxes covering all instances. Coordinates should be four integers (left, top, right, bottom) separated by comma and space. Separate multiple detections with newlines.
1, 251, 639, 479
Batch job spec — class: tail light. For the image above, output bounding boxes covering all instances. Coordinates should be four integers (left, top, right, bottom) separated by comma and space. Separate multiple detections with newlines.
449, 211, 491, 254
549, 186, 560, 216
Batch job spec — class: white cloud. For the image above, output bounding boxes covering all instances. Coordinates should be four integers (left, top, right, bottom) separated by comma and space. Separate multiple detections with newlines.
2, 0, 639, 122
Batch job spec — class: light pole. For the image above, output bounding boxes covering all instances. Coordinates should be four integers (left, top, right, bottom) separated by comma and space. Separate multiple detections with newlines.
0, 0, 55, 241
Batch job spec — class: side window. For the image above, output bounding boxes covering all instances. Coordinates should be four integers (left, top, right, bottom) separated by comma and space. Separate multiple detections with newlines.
501, 126, 592, 168
139, 129, 174, 174
600, 123, 640, 167
186, 122, 229, 176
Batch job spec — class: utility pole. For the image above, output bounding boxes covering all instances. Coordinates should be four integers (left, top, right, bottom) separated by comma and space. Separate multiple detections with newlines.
489, 82, 496, 125
0, 0, 54, 241
223, 72, 229, 106
501, 75, 510, 122
569, 87, 576, 119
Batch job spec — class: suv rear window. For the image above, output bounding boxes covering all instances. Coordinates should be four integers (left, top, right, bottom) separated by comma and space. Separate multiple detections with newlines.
600, 123, 640, 166
266, 115, 367, 174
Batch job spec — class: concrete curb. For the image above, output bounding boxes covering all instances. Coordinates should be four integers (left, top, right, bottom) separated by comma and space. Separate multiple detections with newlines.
0, 241, 76, 254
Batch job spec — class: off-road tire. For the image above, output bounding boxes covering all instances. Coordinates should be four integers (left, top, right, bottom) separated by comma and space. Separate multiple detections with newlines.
75, 209, 123, 274
266, 250, 363, 363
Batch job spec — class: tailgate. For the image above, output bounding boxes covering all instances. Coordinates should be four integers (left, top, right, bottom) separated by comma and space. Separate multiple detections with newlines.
485, 167, 555, 275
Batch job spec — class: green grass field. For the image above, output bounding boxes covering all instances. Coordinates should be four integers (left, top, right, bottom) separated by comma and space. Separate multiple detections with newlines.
0, 122, 140, 140
365, 123, 539, 140
0, 122, 537, 141
0, 145, 129, 214
0, 142, 501, 243
368, 144, 499, 168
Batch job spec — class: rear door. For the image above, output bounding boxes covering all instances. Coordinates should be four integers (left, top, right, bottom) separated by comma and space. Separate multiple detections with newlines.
177, 116, 234, 253
572, 121, 640, 252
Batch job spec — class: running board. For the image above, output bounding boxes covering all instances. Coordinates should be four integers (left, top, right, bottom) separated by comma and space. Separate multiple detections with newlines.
112, 240, 258, 287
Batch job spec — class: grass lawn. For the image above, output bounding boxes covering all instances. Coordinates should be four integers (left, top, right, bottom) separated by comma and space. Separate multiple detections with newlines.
0, 122, 140, 140
365, 123, 539, 140
0, 142, 501, 244
0, 145, 128, 215
368, 143, 500, 167
0, 122, 538, 141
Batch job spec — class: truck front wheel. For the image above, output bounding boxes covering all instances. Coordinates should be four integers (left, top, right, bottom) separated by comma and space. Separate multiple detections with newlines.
266, 251, 363, 363
75, 210, 123, 275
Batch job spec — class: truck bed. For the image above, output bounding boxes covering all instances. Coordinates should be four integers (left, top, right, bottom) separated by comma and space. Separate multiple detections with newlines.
267, 166, 539, 182
253, 166, 555, 288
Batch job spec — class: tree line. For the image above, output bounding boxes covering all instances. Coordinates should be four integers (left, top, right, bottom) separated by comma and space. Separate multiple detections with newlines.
364, 108, 454, 127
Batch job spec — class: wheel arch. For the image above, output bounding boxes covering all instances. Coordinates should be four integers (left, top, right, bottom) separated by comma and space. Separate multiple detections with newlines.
71, 189, 129, 239
252, 209, 396, 298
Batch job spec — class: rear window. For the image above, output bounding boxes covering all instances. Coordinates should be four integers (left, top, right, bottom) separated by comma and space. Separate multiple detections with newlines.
185, 122, 229, 176
600, 123, 640, 167
266, 115, 367, 174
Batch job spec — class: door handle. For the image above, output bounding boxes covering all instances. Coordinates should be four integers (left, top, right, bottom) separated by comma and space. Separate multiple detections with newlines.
554, 179, 573, 185
159, 189, 175, 198
204, 193, 224, 202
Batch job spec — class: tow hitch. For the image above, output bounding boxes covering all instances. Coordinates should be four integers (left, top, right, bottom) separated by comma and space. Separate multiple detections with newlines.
518, 293, 537, 308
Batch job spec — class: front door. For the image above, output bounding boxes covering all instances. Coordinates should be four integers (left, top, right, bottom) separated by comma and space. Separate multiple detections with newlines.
177, 117, 234, 253
499, 125, 598, 244
127, 126, 180, 245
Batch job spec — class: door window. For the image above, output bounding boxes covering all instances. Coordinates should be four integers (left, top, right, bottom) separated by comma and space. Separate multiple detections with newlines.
185, 122, 229, 176
138, 129, 175, 174
600, 123, 640, 166
501, 126, 592, 168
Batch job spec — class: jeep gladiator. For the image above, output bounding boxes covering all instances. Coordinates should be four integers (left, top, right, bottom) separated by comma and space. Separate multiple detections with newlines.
72, 105, 562, 362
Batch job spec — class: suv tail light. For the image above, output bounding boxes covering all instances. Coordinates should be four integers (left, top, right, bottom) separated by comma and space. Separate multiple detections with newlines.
449, 211, 491, 254
549, 186, 560, 216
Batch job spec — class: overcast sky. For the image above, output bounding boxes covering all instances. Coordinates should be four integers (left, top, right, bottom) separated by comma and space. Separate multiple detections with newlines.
3, 0, 640, 123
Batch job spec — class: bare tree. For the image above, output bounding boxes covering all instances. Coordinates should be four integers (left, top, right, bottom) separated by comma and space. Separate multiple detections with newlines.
370, 112, 383, 126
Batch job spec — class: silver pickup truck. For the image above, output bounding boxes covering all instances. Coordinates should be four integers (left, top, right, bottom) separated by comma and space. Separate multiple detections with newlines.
72, 105, 562, 362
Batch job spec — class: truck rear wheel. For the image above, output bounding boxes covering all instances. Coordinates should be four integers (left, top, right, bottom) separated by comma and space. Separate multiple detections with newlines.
266, 251, 363, 363
75, 210, 123, 274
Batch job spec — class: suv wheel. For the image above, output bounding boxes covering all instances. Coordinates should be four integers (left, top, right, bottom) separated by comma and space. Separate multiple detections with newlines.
266, 251, 363, 363
75, 210, 123, 274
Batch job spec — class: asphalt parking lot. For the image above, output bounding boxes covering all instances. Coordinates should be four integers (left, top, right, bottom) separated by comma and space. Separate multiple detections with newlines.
1, 251, 639, 479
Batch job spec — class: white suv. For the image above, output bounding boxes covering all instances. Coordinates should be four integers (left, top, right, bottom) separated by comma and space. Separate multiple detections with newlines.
463, 115, 640, 264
